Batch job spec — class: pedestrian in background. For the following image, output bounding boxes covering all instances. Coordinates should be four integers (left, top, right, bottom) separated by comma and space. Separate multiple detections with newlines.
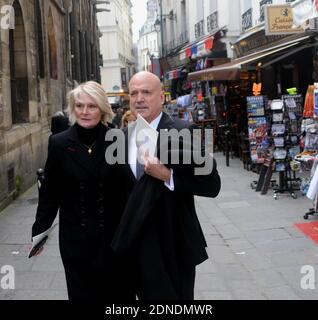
112, 71, 221, 300
50, 110, 69, 135
31, 81, 134, 301
121, 110, 136, 128
112, 107, 124, 128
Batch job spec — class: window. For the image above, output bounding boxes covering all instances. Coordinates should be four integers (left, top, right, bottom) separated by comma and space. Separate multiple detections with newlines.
48, 8, 58, 79
260, 0, 272, 22
10, 0, 29, 124
35, 0, 44, 78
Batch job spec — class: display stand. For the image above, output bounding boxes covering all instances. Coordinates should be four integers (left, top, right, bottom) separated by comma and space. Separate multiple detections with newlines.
246, 95, 269, 165
254, 147, 275, 194
301, 156, 318, 219
304, 195, 318, 219
270, 95, 303, 199
247, 95, 274, 191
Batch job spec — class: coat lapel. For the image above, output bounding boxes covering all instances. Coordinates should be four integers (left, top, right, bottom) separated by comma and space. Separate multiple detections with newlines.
156, 112, 175, 159
123, 124, 137, 182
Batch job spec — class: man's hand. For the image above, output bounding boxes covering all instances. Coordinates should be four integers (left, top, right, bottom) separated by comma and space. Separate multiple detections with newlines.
142, 149, 171, 182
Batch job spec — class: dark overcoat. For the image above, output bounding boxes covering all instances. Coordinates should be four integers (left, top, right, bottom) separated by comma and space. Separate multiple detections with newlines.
32, 124, 133, 301
112, 112, 221, 299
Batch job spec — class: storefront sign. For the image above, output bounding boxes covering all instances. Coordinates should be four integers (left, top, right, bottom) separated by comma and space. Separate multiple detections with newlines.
265, 4, 304, 35
234, 30, 285, 57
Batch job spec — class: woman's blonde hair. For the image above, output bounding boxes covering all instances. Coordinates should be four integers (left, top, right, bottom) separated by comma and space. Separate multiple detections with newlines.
121, 110, 136, 128
67, 81, 114, 125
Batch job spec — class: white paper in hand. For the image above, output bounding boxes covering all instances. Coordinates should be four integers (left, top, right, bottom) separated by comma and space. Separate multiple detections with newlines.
135, 114, 158, 160
29, 223, 57, 258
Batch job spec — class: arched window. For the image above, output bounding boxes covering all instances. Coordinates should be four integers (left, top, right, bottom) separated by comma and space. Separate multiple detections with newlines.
47, 8, 57, 79
10, 0, 29, 124
35, 0, 44, 78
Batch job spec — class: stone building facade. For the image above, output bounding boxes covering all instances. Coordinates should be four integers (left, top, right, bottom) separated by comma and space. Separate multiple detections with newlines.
0, 0, 102, 209
98, 0, 134, 93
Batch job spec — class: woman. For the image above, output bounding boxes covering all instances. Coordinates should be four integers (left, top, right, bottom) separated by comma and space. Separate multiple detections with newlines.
121, 110, 136, 128
31, 81, 133, 300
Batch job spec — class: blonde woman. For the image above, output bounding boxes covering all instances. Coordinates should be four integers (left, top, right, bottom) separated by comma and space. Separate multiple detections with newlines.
121, 110, 136, 128
31, 81, 134, 301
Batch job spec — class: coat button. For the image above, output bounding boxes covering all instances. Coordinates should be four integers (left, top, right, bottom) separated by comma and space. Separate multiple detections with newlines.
80, 219, 87, 227
79, 182, 85, 190
99, 207, 104, 214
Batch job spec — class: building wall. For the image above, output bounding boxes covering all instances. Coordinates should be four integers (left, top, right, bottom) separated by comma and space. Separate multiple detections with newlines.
187, 0, 241, 41
0, 0, 101, 209
137, 0, 159, 72
98, 0, 134, 93
239, 0, 298, 32
138, 31, 159, 71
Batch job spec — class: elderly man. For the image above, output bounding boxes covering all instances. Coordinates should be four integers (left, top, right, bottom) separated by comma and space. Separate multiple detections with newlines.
111, 71, 221, 300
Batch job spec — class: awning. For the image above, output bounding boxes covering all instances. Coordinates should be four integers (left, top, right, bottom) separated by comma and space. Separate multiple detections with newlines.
188, 34, 312, 82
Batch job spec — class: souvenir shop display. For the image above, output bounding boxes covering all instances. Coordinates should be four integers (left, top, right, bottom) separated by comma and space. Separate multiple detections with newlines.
165, 94, 195, 121
246, 95, 269, 164
303, 156, 318, 219
270, 94, 303, 199
293, 85, 318, 218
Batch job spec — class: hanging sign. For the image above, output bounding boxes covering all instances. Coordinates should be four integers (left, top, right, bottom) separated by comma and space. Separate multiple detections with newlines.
265, 4, 304, 35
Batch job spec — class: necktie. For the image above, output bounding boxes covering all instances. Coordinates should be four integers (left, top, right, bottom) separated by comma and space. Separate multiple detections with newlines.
136, 156, 144, 180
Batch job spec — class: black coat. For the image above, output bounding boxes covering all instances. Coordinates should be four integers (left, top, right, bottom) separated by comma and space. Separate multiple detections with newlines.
111, 112, 221, 299
32, 124, 134, 301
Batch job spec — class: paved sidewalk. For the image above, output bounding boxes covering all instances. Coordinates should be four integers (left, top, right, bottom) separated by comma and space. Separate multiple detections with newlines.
0, 152, 317, 300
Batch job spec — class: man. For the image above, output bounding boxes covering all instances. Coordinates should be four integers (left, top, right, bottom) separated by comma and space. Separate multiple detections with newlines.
111, 71, 221, 300
51, 110, 69, 135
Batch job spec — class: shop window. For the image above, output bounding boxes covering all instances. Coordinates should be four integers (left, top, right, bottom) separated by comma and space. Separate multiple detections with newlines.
48, 8, 58, 79
10, 0, 29, 124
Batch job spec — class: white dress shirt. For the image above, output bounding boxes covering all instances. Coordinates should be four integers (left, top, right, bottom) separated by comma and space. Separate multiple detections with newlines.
128, 112, 174, 190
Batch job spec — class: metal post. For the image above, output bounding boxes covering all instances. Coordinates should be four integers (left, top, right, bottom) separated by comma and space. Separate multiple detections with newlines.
225, 129, 230, 167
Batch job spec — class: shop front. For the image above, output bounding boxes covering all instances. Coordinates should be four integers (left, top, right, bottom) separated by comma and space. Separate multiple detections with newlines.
186, 29, 317, 162
184, 23, 318, 204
